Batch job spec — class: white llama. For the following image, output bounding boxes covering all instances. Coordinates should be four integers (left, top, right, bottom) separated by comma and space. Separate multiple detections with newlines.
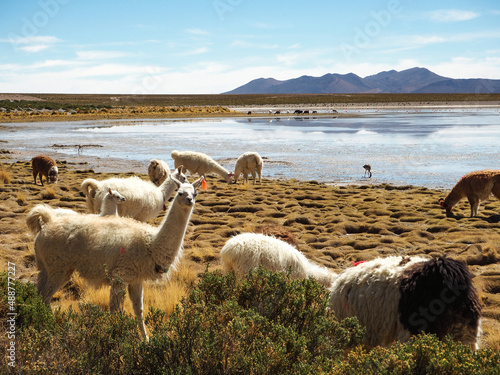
329, 256, 482, 349
26, 177, 204, 341
232, 152, 263, 184
99, 187, 126, 216
220, 233, 336, 288
80, 167, 187, 222
171, 150, 233, 182
148, 159, 170, 186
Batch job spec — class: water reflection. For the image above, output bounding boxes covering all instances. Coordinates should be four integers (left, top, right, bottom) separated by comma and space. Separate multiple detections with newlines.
1, 108, 499, 189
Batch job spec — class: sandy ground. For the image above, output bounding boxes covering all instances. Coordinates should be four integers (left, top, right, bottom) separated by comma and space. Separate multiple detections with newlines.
1, 153, 500, 349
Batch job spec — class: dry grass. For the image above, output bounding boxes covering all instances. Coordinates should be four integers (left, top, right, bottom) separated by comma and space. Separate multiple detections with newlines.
0, 169, 11, 184
1, 158, 500, 350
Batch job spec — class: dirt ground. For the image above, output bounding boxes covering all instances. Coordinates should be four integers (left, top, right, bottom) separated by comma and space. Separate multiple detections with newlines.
1, 154, 499, 349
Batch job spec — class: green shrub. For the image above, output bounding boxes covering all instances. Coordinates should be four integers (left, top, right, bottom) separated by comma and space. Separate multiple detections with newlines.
0, 272, 55, 332
2, 270, 499, 374
136, 268, 364, 374
337, 334, 500, 375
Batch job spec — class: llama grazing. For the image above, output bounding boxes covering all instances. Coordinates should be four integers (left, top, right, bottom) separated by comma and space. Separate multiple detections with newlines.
232, 152, 263, 184
439, 170, 500, 217
26, 177, 204, 341
148, 159, 170, 186
171, 150, 233, 182
220, 233, 336, 288
80, 167, 187, 222
329, 256, 482, 349
31, 155, 58, 185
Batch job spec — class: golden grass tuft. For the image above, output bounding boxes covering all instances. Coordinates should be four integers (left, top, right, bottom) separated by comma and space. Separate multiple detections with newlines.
0, 169, 11, 184
41, 187, 56, 200
16, 191, 27, 205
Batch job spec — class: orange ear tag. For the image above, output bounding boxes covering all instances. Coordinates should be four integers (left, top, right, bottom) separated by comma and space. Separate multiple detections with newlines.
201, 177, 208, 190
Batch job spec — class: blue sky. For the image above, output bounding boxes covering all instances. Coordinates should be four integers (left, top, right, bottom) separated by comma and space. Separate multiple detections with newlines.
1, 0, 499, 94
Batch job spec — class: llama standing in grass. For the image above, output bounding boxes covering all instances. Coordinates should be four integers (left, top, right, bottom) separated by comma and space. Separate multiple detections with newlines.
220, 233, 336, 288
329, 256, 482, 349
232, 152, 263, 184
439, 170, 500, 217
81, 167, 187, 222
171, 150, 233, 182
31, 155, 59, 185
148, 159, 170, 186
26, 177, 204, 341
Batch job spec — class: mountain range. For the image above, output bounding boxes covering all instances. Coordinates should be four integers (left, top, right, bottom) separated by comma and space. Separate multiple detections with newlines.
223, 67, 500, 94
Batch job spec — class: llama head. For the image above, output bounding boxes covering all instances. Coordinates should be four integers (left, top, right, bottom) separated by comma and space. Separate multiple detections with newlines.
438, 197, 452, 212
48, 166, 59, 183
173, 177, 204, 208
171, 166, 187, 183
107, 187, 126, 204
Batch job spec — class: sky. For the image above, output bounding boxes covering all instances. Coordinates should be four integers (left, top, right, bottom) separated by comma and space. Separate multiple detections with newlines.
1, 0, 499, 94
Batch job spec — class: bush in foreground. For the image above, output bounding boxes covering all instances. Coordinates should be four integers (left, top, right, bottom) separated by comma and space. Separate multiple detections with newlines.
1, 270, 498, 374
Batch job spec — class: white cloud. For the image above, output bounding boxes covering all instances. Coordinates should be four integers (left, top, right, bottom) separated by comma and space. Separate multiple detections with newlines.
427, 9, 480, 22
185, 28, 209, 35
177, 47, 210, 56
76, 50, 131, 61
2, 35, 62, 53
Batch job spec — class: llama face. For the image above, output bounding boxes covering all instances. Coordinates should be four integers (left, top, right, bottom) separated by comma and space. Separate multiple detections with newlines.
176, 184, 197, 207
48, 166, 59, 183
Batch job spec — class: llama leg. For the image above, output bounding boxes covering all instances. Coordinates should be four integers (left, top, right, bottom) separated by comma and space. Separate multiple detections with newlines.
109, 279, 125, 313
37, 268, 72, 304
33, 170, 37, 185
468, 197, 479, 217
128, 282, 148, 341
251, 172, 256, 185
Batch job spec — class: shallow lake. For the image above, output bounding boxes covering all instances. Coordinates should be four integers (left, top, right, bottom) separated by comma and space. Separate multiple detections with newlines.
2, 107, 500, 189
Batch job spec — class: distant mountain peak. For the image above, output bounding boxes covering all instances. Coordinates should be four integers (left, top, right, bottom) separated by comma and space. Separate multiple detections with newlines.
222, 67, 500, 94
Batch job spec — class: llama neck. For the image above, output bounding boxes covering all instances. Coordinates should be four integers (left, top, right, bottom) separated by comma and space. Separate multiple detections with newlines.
210, 161, 229, 180
150, 201, 193, 268
308, 263, 337, 288
444, 182, 466, 208
159, 176, 177, 201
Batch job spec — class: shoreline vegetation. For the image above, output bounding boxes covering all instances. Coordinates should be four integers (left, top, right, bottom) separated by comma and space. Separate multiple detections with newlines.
1, 93, 500, 372
1, 92, 499, 123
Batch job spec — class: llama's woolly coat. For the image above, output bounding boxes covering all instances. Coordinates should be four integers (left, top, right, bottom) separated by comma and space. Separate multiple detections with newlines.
440, 170, 500, 217
80, 167, 186, 222
31, 155, 58, 185
220, 233, 336, 288
148, 159, 170, 186
171, 150, 231, 182
27, 178, 202, 341
233, 152, 263, 184
329, 256, 482, 349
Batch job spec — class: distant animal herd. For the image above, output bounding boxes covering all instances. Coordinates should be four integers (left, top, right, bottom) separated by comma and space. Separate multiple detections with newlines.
26, 150, 500, 349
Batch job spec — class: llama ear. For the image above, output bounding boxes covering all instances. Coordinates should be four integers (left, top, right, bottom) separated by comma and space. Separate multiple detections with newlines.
171, 176, 182, 189
193, 176, 206, 190
108, 187, 112, 194
176, 166, 183, 173
438, 198, 444, 207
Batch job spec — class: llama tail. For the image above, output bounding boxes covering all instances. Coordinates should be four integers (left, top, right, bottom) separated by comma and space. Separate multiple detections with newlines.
80, 178, 99, 198
81, 178, 100, 213
171, 150, 179, 159
26, 204, 55, 235
398, 257, 482, 349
